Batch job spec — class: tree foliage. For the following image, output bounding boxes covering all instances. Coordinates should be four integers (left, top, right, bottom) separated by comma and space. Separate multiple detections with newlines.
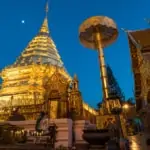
107, 65, 125, 102
97, 102, 102, 109
97, 65, 125, 108
126, 97, 135, 106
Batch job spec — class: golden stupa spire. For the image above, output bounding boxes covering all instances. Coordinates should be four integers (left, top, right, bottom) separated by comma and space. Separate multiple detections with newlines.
45, 0, 49, 17
39, 0, 49, 34
13, 0, 64, 67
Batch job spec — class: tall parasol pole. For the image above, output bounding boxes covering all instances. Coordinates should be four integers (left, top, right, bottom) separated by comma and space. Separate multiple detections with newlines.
94, 27, 109, 101
79, 16, 118, 111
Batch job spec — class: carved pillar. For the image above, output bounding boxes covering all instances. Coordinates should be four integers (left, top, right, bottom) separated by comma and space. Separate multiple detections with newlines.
69, 94, 83, 120
69, 76, 84, 120
49, 90, 60, 119
58, 93, 69, 118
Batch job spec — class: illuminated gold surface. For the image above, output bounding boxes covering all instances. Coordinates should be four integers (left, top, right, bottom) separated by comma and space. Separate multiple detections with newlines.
128, 134, 146, 150
127, 31, 150, 108
0, 13, 97, 120
50, 101, 58, 119
79, 16, 118, 49
79, 16, 118, 103
127, 30, 150, 136
83, 102, 98, 116
95, 32, 109, 100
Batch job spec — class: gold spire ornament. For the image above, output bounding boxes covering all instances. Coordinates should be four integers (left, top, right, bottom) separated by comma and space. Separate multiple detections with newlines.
39, 17, 49, 34
0, 0, 70, 120
0, 1, 98, 121
45, 0, 49, 15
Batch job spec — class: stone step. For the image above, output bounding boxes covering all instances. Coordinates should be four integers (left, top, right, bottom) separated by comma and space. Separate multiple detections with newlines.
0, 144, 51, 150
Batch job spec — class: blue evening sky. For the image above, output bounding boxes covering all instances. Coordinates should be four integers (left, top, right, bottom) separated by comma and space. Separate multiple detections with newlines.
0, 0, 149, 108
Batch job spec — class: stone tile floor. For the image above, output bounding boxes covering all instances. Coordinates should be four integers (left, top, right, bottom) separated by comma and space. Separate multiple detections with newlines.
128, 134, 148, 150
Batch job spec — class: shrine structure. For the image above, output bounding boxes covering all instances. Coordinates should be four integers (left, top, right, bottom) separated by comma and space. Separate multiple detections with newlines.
126, 27, 150, 137
0, 2, 97, 123
0, 1, 128, 148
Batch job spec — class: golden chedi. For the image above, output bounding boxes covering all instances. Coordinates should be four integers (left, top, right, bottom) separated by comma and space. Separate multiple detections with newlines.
0, 4, 97, 121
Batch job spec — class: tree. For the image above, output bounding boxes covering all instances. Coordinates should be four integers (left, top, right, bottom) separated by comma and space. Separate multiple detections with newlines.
97, 101, 103, 109
106, 65, 125, 102
97, 65, 125, 109
126, 97, 135, 106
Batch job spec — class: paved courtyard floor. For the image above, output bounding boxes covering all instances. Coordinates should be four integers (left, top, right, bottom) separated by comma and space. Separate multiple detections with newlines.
128, 133, 148, 150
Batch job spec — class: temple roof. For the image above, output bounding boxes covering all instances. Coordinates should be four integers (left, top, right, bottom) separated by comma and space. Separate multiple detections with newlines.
128, 29, 150, 53
127, 29, 150, 111
13, 17, 63, 67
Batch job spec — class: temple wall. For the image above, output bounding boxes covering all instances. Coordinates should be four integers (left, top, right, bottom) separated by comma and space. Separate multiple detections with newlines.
3, 118, 96, 148
6, 119, 73, 148
83, 109, 97, 124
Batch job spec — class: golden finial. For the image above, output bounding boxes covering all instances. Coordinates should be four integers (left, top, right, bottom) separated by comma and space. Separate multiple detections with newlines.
39, 1, 50, 34
45, 0, 49, 18
73, 74, 78, 81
